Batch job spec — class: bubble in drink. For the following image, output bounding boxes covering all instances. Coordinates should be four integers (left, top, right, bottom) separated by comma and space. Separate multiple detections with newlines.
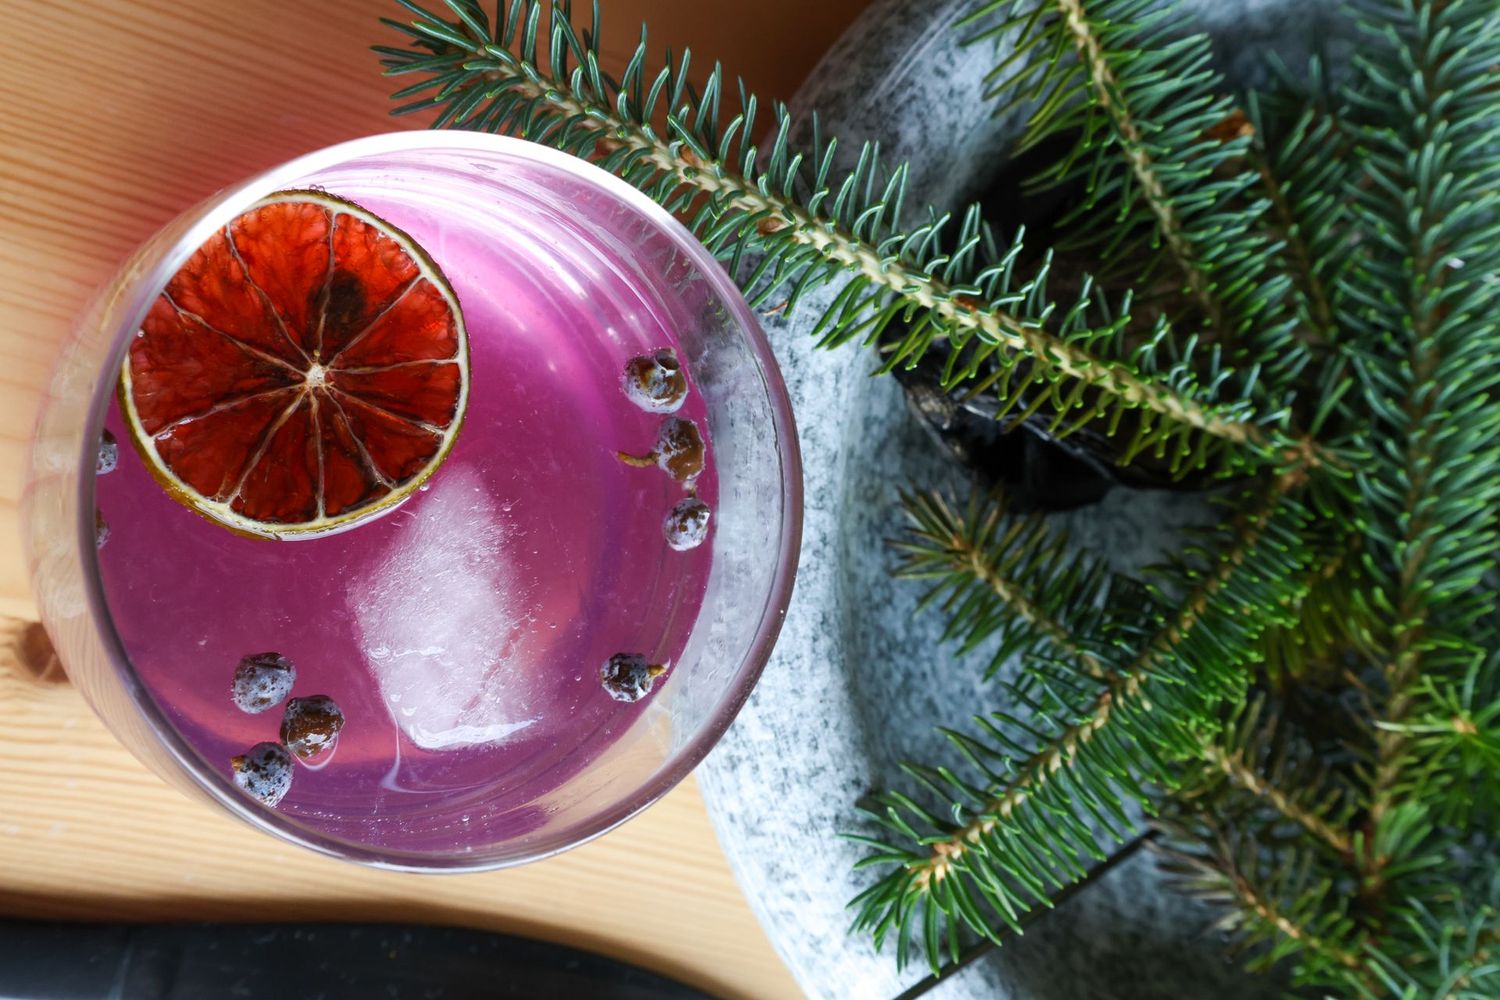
601, 653, 667, 703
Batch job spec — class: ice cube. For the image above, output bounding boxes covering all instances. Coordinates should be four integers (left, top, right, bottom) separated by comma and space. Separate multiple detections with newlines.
348, 465, 537, 750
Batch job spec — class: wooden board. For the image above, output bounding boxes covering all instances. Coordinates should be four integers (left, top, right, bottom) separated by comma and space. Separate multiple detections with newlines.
0, 1, 872, 995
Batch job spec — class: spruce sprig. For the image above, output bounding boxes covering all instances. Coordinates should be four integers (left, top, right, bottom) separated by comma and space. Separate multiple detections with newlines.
851, 478, 1316, 968
891, 489, 1117, 681
1337, 0, 1500, 884
972, 0, 1300, 385
1183, 695, 1358, 860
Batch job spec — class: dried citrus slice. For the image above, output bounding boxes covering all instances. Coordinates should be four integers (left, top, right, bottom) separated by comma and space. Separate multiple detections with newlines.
120, 190, 469, 539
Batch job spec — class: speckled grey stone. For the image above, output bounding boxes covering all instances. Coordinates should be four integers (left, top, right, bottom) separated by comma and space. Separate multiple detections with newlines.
694, 2, 1352, 998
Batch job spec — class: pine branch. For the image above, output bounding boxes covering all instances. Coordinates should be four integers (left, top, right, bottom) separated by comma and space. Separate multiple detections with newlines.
850, 469, 1316, 971
1194, 704, 1362, 863
1375, 651, 1500, 830
1250, 154, 1334, 356
889, 832, 1156, 1000
1334, 0, 1500, 899
1251, 533, 1362, 686
1243, 68, 1355, 370
1050, 0, 1223, 329
1363, 869, 1500, 999
1439, 929, 1500, 1000
1444, 928, 1500, 1000
892, 489, 1114, 680
1222, 864, 1362, 977
1165, 813, 1500, 997
969, 0, 1304, 395
1206, 743, 1350, 851
1155, 823, 1365, 985
376, 0, 1320, 475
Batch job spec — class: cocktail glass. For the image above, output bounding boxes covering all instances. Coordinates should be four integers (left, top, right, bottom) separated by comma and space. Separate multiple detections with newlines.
22, 131, 802, 870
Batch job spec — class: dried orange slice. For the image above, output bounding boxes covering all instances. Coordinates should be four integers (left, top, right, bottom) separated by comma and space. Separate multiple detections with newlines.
120, 190, 469, 539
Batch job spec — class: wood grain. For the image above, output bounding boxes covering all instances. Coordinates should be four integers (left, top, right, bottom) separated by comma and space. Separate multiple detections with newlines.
0, 1, 872, 995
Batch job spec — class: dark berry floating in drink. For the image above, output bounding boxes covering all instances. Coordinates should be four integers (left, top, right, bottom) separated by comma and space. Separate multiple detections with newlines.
280, 695, 345, 760
621, 348, 689, 413
601, 653, 667, 703
231, 652, 296, 714
617, 417, 705, 482
664, 497, 711, 551
231, 742, 294, 806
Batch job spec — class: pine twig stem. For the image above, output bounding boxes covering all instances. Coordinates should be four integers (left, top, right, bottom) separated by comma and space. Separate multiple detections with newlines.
1251, 145, 1338, 351
890, 832, 1157, 1000
910, 467, 1307, 890
1054, 0, 1223, 332
931, 494, 1110, 680
1224, 859, 1363, 972
1198, 742, 1353, 857
1361, 12, 1467, 885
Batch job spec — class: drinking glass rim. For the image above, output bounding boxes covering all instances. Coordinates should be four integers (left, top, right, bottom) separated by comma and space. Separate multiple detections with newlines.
73, 129, 804, 871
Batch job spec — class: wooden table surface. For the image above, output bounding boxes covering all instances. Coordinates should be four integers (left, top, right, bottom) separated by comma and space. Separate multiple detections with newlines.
0, 2, 872, 996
